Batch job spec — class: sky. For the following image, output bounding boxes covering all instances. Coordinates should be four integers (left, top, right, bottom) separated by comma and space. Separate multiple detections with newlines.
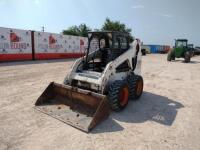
0, 0, 199, 46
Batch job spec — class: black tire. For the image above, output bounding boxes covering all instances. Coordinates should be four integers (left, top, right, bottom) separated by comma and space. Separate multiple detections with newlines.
107, 80, 130, 111
171, 54, 175, 60
127, 73, 143, 100
167, 52, 172, 61
167, 50, 175, 61
184, 51, 191, 63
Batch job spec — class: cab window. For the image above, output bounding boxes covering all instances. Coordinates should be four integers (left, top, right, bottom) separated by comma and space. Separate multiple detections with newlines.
120, 36, 128, 50
113, 36, 120, 49
177, 41, 187, 47
113, 35, 128, 50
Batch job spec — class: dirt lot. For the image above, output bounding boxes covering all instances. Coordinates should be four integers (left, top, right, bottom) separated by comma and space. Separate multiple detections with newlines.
0, 54, 200, 150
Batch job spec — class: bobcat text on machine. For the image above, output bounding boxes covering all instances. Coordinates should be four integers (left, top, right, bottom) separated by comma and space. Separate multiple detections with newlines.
35, 31, 144, 132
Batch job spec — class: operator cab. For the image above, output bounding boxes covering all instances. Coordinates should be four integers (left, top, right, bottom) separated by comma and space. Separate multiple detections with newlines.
83, 31, 130, 72
175, 39, 188, 48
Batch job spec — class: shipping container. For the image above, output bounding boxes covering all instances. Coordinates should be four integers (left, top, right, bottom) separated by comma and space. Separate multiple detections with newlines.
0, 27, 32, 61
0, 27, 88, 62
148, 45, 157, 53
34, 31, 87, 60
144, 44, 171, 54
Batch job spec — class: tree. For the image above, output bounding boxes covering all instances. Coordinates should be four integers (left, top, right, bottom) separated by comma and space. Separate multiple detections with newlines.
63, 24, 91, 37
102, 18, 134, 42
63, 26, 79, 36
62, 19, 134, 41
78, 24, 91, 37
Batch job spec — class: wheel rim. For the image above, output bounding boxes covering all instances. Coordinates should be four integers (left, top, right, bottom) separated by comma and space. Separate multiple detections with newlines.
119, 86, 129, 106
136, 79, 143, 96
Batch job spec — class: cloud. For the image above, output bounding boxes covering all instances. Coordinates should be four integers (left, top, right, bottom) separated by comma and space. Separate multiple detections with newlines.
160, 14, 173, 18
132, 5, 144, 9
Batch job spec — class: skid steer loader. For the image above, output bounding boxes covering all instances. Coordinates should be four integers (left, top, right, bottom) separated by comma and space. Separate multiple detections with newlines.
35, 31, 144, 132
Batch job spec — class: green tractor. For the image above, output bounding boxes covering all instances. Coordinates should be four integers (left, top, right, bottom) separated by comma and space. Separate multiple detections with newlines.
167, 39, 193, 63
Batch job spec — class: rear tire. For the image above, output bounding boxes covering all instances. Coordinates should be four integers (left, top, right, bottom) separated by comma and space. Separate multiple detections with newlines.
127, 73, 143, 100
167, 50, 175, 61
108, 80, 130, 111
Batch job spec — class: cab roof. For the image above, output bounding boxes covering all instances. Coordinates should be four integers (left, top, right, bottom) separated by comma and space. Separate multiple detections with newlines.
176, 39, 188, 42
88, 31, 129, 36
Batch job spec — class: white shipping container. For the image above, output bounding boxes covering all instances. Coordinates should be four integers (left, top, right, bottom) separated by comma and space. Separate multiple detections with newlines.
34, 32, 64, 53
0, 27, 32, 54
34, 31, 87, 54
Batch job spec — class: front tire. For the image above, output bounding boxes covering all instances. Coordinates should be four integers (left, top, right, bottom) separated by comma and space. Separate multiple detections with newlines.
184, 51, 191, 63
108, 80, 130, 111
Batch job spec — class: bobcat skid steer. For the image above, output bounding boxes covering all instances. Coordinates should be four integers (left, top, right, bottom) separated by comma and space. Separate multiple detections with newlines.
35, 31, 143, 132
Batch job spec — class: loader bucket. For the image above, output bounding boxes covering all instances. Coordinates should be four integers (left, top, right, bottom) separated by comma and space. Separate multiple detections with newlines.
35, 82, 109, 132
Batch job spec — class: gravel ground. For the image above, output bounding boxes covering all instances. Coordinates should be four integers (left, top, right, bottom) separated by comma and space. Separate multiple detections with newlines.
0, 54, 200, 150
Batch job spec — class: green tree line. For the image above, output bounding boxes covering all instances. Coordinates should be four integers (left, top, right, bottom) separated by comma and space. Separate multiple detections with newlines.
62, 18, 134, 42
